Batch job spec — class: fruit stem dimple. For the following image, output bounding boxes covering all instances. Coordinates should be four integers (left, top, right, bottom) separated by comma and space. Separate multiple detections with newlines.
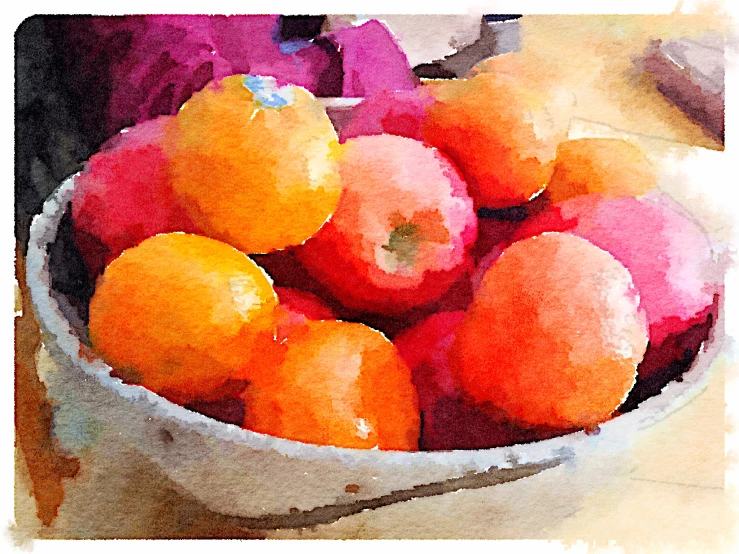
382, 221, 423, 267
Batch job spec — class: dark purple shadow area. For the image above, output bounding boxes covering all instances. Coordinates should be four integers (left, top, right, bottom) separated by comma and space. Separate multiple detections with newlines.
183, 398, 247, 427
620, 299, 718, 413
420, 395, 576, 451
47, 205, 96, 329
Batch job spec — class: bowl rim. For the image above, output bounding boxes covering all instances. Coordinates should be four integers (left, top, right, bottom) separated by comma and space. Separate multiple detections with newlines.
25, 175, 724, 472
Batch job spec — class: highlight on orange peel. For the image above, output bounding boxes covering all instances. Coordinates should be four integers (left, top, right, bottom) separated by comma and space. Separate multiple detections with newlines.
166, 74, 342, 254
451, 232, 648, 429
88, 233, 280, 405
546, 138, 658, 204
242, 319, 420, 450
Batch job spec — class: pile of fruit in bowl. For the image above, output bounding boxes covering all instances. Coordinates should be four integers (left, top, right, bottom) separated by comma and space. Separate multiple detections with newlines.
61, 54, 721, 454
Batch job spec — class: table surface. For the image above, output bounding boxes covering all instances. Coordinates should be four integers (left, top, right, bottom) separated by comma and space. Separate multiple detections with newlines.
13, 14, 735, 546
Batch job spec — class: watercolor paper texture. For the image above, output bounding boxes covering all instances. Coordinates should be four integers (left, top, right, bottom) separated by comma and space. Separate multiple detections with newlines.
12, 11, 737, 546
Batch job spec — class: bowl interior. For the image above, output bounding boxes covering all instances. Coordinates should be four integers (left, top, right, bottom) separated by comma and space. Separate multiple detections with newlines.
27, 177, 723, 469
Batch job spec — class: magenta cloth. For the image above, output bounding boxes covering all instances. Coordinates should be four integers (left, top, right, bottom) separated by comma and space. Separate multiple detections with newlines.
48, 16, 417, 140
330, 20, 419, 97
105, 15, 338, 133
55, 15, 340, 136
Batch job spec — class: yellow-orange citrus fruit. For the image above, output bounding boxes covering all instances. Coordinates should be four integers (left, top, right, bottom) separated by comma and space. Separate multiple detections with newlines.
88, 233, 279, 404
451, 233, 648, 429
547, 138, 658, 204
422, 73, 567, 209
243, 319, 420, 450
166, 74, 342, 254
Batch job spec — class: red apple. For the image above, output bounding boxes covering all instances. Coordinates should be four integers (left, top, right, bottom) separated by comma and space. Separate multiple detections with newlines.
72, 116, 198, 278
329, 19, 419, 98
295, 134, 477, 315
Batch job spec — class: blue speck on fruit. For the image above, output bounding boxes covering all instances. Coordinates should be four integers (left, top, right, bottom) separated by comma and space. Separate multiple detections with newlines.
243, 75, 296, 109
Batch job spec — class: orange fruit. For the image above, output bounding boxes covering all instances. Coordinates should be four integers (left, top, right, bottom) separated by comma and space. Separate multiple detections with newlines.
422, 73, 567, 209
451, 233, 648, 429
546, 138, 658, 203
243, 319, 420, 450
88, 233, 280, 404
166, 74, 342, 254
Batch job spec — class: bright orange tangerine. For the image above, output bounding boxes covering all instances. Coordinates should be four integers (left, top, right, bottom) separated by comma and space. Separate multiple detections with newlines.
242, 319, 420, 450
88, 233, 280, 404
422, 73, 566, 209
546, 138, 658, 204
166, 74, 342, 254
451, 233, 648, 429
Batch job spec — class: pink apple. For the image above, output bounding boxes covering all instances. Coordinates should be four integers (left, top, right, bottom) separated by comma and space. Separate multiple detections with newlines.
511, 192, 720, 378
72, 116, 198, 278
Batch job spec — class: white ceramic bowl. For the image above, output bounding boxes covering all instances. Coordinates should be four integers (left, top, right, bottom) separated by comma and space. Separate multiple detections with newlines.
26, 176, 722, 529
